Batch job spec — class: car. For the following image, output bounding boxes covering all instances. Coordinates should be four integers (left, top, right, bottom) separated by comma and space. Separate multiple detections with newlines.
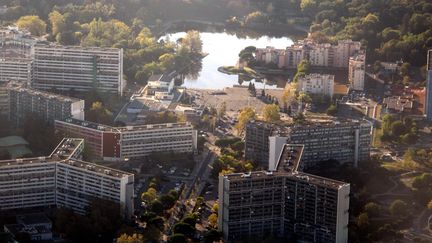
205, 191, 212, 195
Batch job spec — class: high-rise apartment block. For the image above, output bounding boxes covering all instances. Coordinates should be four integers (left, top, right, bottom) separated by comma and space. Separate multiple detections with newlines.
3, 82, 84, 127
426, 50, 432, 120
255, 39, 362, 69
0, 27, 125, 95
55, 118, 197, 161
245, 119, 372, 168
31, 44, 124, 95
0, 138, 134, 218
219, 144, 350, 242
348, 53, 366, 91
0, 59, 32, 83
297, 73, 335, 98
0, 27, 35, 83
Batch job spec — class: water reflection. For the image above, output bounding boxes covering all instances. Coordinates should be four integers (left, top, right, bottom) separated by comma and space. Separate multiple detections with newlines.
162, 32, 293, 89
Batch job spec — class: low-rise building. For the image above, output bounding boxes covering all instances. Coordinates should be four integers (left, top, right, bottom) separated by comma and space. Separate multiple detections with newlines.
383, 95, 414, 114
0, 138, 134, 218
297, 73, 334, 98
219, 144, 350, 242
4, 213, 53, 241
55, 118, 197, 161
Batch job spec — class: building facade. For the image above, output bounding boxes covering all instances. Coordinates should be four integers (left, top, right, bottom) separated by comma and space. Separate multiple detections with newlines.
297, 73, 334, 98
0, 138, 134, 218
255, 39, 362, 69
31, 44, 124, 95
219, 144, 350, 242
426, 50, 432, 120
4, 83, 84, 126
55, 118, 197, 161
0, 58, 32, 83
348, 53, 366, 91
245, 120, 372, 168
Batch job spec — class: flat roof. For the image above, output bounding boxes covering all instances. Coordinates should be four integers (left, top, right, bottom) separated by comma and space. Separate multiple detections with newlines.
0, 138, 83, 167
224, 144, 348, 189
57, 117, 192, 132
17, 213, 51, 225
0, 138, 132, 179
6, 82, 82, 103
34, 43, 121, 52
59, 159, 133, 178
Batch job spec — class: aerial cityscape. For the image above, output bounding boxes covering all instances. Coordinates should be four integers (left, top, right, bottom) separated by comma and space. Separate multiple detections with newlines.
0, 0, 432, 243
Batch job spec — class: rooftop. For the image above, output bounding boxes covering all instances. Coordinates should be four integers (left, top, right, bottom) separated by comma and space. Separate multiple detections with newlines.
59, 159, 133, 179
34, 43, 121, 52
0, 136, 29, 147
383, 95, 414, 113
5, 82, 82, 103
58, 117, 192, 133
224, 144, 348, 189
0, 138, 83, 167
16, 213, 51, 226
0, 138, 133, 179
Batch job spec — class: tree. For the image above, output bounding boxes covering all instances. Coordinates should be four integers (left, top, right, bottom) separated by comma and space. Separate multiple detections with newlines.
117, 233, 144, 243
218, 102, 226, 118
428, 200, 432, 210
150, 199, 164, 215
87, 101, 113, 125
293, 113, 306, 124
203, 229, 221, 243
364, 202, 380, 217
208, 213, 218, 228
172, 222, 195, 237
180, 30, 203, 53
400, 62, 411, 76
297, 92, 312, 104
357, 213, 369, 229
262, 104, 280, 122
391, 121, 405, 137
326, 105, 338, 116
17, 15, 47, 36
235, 107, 256, 134
167, 234, 187, 243
141, 188, 157, 203
159, 194, 176, 210
389, 199, 408, 217
49, 10, 66, 36
182, 214, 198, 227
244, 11, 268, 26
148, 216, 165, 231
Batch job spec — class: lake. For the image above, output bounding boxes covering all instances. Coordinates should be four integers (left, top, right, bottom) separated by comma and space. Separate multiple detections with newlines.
162, 32, 293, 89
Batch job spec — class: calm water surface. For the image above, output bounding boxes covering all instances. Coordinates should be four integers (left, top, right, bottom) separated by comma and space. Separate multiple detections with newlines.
162, 32, 293, 89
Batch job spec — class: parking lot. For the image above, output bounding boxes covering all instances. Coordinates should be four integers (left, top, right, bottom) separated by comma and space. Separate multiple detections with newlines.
188, 87, 284, 114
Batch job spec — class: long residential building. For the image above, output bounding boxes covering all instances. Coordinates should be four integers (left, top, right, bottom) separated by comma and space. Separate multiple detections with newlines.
219, 144, 350, 242
55, 118, 197, 161
245, 119, 372, 168
0, 138, 134, 218
3, 82, 84, 127
31, 44, 125, 95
